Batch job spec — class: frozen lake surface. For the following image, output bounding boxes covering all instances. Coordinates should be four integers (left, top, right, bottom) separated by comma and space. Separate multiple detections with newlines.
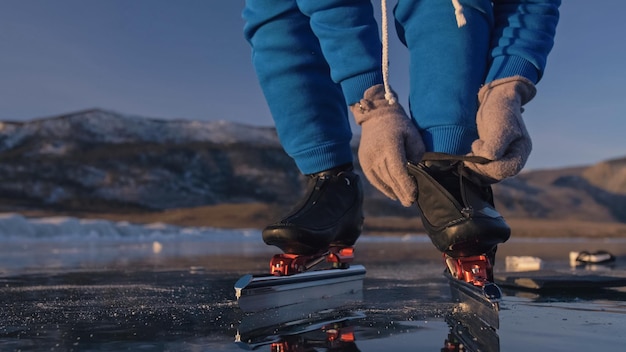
1, 213, 626, 351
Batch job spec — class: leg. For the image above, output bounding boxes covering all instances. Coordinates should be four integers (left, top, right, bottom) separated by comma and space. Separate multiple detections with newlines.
395, 0, 493, 154
243, 0, 353, 174
299, 0, 426, 209
296, 0, 383, 106
243, 1, 370, 254
396, 1, 509, 259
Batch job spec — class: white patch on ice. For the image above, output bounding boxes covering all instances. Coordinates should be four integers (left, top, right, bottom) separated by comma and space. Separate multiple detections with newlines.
0, 213, 269, 274
152, 241, 163, 254
0, 212, 259, 241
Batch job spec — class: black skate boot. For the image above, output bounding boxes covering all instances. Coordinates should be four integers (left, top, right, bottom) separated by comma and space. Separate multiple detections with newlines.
262, 164, 364, 255
407, 152, 510, 259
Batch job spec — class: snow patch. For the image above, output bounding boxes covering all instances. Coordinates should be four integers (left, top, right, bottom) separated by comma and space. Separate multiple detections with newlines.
0, 212, 259, 242
0, 213, 267, 274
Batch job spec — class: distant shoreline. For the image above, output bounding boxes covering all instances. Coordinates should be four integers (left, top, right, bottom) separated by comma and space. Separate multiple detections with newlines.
12, 202, 626, 239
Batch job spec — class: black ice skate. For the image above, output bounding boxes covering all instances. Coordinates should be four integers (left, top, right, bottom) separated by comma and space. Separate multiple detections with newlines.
262, 164, 364, 256
233, 166, 366, 312
408, 153, 506, 328
407, 152, 510, 259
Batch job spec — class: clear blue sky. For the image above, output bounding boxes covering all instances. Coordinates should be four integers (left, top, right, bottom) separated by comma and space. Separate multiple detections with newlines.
0, 0, 624, 170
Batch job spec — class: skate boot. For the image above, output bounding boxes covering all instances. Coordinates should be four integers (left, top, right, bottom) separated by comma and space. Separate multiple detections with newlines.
407, 152, 510, 259
262, 164, 364, 256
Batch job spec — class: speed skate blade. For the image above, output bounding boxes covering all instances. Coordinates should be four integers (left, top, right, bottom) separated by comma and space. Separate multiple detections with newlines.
235, 265, 366, 313
445, 270, 500, 330
445, 310, 500, 352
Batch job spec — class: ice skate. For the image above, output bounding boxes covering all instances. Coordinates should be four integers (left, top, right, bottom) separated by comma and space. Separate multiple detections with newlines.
262, 164, 364, 256
408, 153, 506, 328
233, 165, 366, 313
261, 164, 363, 276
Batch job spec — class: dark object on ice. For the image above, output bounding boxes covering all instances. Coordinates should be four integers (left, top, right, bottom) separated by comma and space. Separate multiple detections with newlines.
495, 270, 626, 291
574, 250, 616, 264
262, 164, 364, 255
407, 153, 510, 258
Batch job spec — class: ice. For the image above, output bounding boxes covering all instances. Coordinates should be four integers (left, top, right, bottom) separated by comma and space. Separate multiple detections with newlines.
0, 213, 267, 273
1, 211, 626, 350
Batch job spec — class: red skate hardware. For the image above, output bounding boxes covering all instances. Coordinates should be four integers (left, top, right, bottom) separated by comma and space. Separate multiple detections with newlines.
270, 246, 355, 276
445, 254, 494, 287
445, 253, 502, 302
269, 325, 356, 352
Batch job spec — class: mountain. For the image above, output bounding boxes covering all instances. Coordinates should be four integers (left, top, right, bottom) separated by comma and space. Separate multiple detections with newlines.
1, 109, 625, 228
0, 109, 301, 211
493, 157, 626, 223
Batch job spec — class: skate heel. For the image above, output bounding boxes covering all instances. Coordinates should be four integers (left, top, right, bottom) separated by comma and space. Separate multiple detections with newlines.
270, 246, 355, 276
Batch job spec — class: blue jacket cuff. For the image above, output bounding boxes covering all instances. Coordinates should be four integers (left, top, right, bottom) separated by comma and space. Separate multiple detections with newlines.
341, 71, 384, 106
486, 56, 540, 84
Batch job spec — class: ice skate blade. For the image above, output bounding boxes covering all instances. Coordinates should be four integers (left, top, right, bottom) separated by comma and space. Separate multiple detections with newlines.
235, 265, 366, 313
445, 270, 500, 330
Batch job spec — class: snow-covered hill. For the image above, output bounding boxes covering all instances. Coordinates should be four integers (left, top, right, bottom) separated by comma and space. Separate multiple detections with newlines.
0, 109, 305, 210
0, 109, 280, 154
1, 109, 625, 224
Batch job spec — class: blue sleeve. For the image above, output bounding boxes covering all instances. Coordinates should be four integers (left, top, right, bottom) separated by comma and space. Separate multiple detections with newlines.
297, 0, 383, 105
485, 0, 561, 84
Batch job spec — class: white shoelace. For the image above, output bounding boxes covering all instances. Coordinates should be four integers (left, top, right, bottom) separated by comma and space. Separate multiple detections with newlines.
380, 0, 467, 105
451, 0, 467, 27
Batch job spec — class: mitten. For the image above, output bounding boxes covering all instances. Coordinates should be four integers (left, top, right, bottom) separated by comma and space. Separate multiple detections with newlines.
466, 76, 537, 183
350, 84, 425, 207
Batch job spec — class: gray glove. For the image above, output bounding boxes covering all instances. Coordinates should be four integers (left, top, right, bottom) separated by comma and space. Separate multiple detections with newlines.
466, 76, 537, 183
350, 84, 425, 207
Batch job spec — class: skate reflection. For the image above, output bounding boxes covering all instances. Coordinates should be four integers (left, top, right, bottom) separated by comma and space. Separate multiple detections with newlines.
443, 309, 500, 352
235, 304, 499, 351
265, 325, 359, 352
